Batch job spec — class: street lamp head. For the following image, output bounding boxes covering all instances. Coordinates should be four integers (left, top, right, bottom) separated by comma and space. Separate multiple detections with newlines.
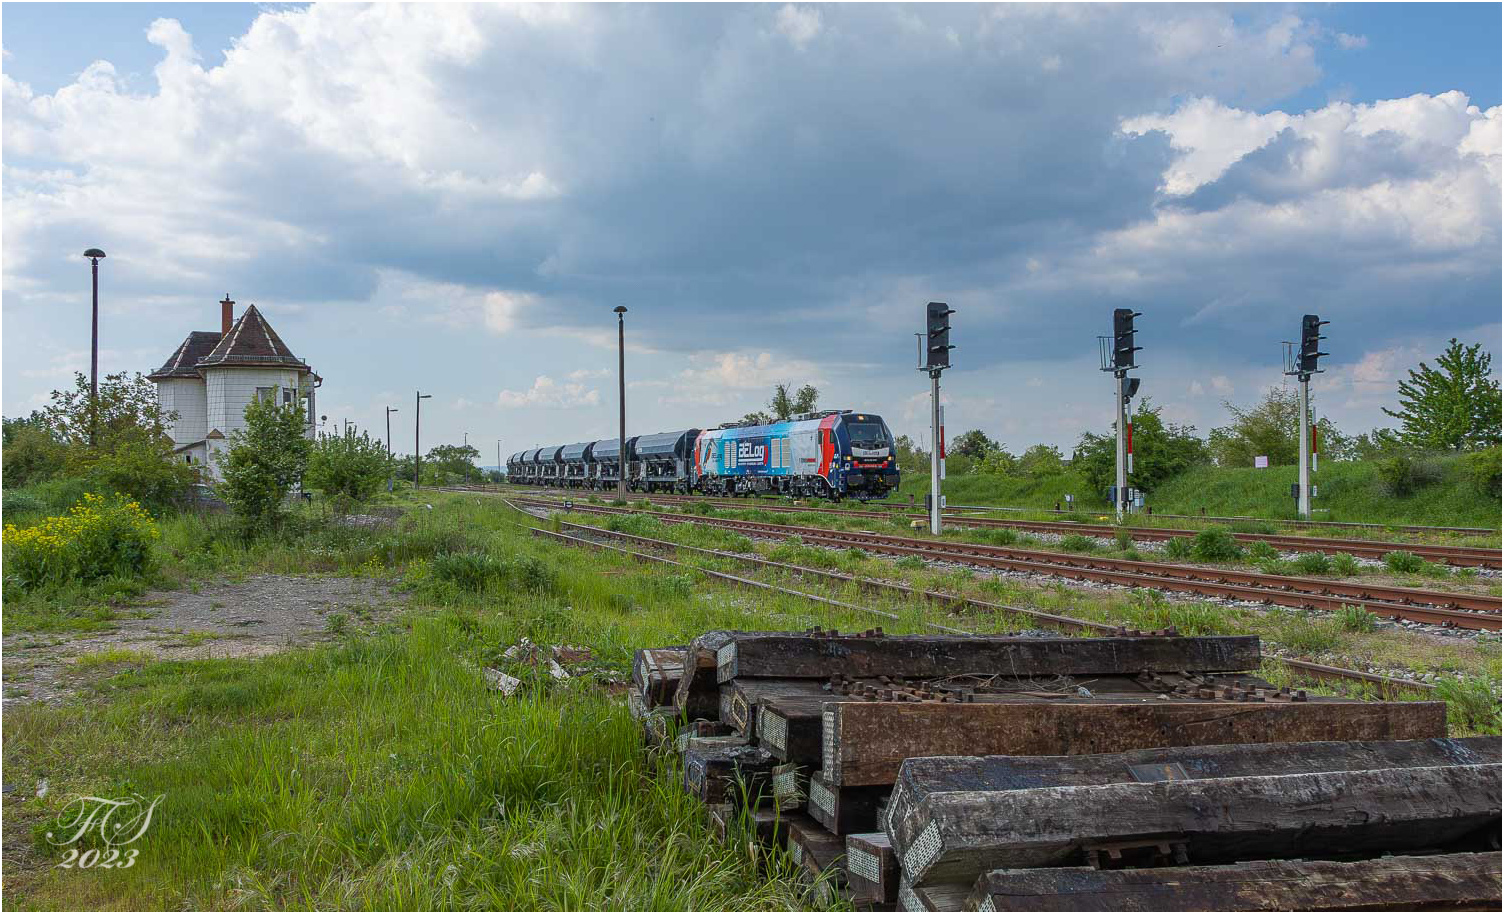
83, 248, 106, 260
613, 305, 628, 315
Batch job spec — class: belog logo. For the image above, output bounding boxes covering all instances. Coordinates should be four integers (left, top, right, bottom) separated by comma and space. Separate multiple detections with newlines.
736, 441, 766, 465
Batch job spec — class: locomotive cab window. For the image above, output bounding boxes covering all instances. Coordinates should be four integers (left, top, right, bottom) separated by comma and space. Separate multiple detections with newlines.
845, 422, 887, 448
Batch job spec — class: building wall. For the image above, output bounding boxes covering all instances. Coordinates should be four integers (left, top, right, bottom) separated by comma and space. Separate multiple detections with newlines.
157, 378, 207, 447
203, 366, 311, 480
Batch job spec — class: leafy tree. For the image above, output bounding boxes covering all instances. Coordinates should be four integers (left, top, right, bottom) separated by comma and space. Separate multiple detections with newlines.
977, 448, 1020, 476
1382, 339, 1502, 451
306, 431, 391, 505
767, 383, 820, 421
2, 417, 68, 487
739, 410, 773, 425
893, 434, 929, 474
423, 443, 481, 483
1018, 444, 1065, 477
950, 429, 1002, 460
7, 373, 194, 506
1348, 427, 1405, 461
217, 390, 312, 532
1208, 387, 1345, 467
42, 371, 173, 448
1074, 401, 1209, 494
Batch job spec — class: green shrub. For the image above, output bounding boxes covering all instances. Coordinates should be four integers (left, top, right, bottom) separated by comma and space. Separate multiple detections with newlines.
1057, 534, 1096, 553
1334, 604, 1377, 633
894, 556, 926, 571
431, 551, 506, 592
216, 391, 312, 533
1245, 541, 1279, 562
1384, 550, 1425, 574
1462, 445, 1502, 497
1291, 552, 1332, 575
1330, 553, 1360, 576
306, 431, 392, 505
2, 493, 159, 592
1376, 453, 1443, 497
1113, 528, 1133, 551
1162, 537, 1193, 560
1190, 527, 1242, 562
78, 438, 198, 511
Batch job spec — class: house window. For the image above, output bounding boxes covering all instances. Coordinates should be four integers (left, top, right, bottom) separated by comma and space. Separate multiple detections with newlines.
283, 389, 293, 405
256, 386, 274, 402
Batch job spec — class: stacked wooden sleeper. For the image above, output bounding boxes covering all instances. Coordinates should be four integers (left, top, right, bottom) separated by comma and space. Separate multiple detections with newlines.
629, 628, 1500, 911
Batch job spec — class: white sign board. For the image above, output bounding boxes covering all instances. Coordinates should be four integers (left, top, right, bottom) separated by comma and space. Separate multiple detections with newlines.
1254, 455, 1269, 468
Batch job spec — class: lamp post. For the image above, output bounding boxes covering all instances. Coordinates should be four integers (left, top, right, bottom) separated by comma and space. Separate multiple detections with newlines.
385, 406, 399, 492
496, 439, 502, 489
82, 248, 106, 447
614, 305, 628, 498
414, 391, 432, 488
463, 431, 470, 485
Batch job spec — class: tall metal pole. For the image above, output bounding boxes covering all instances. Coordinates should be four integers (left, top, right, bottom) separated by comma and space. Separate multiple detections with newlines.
414, 391, 422, 489
463, 431, 469, 485
385, 406, 397, 492
615, 305, 628, 498
1298, 375, 1311, 520
82, 249, 106, 447
1114, 372, 1128, 524
497, 440, 502, 489
929, 369, 942, 535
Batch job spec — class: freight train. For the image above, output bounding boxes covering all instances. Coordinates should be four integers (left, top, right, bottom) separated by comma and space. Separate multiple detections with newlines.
506, 410, 899, 500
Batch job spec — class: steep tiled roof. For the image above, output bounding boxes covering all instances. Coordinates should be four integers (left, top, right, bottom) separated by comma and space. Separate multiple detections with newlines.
147, 331, 222, 380
197, 304, 310, 371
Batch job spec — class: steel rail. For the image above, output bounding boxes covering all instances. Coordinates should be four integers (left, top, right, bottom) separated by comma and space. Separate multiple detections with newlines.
509, 496, 1501, 631
543, 489, 1502, 568
505, 501, 1435, 700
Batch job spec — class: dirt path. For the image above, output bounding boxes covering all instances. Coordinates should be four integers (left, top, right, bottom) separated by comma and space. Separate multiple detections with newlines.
1, 575, 403, 705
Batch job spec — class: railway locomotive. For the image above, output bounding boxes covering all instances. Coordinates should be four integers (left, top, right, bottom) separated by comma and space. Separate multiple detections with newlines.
506, 410, 899, 500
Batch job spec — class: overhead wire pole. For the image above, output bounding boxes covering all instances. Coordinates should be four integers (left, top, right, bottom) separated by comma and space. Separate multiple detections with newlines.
414, 391, 432, 488
614, 305, 628, 499
920, 302, 955, 535
385, 406, 399, 492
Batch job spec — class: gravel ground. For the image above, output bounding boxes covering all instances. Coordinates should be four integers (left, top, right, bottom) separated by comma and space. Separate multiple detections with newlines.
2, 575, 402, 705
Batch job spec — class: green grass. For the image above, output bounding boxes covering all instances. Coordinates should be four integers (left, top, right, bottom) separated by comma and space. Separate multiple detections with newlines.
1143, 457, 1500, 528
887, 455, 1499, 531
5, 488, 1497, 909
8, 496, 922, 909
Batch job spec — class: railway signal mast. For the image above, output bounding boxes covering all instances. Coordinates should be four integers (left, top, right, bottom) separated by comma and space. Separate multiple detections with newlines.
1284, 314, 1329, 520
919, 302, 955, 535
1099, 308, 1142, 523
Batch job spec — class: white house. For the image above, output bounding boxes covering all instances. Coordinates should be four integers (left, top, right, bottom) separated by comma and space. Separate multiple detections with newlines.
149, 296, 319, 479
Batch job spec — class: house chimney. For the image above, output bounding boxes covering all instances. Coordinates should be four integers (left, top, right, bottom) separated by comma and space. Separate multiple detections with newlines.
220, 294, 235, 335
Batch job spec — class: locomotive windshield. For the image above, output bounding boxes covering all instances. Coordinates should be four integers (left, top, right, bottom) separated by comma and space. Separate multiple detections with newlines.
845, 421, 889, 449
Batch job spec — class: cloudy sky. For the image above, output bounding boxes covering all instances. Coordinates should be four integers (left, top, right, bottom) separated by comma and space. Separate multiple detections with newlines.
3, 2, 1500, 461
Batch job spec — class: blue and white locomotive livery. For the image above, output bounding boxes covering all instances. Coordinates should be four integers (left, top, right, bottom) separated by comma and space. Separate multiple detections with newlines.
506, 410, 899, 500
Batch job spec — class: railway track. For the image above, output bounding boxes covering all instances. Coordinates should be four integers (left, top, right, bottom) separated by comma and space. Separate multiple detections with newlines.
494, 486, 1501, 569
938, 502, 1498, 536
505, 500, 1437, 700
505, 495, 1501, 631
